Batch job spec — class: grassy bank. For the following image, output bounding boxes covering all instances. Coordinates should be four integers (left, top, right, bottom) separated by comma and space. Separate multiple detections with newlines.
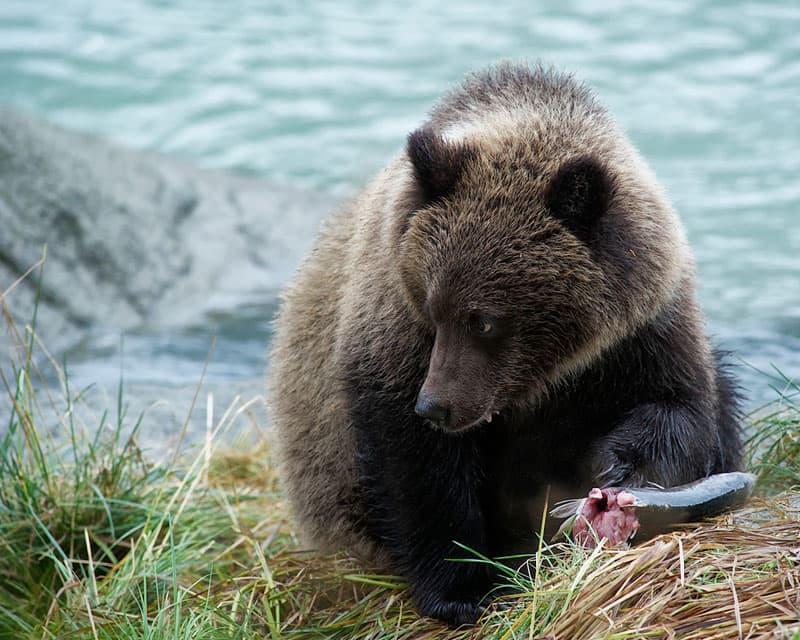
1, 273, 799, 639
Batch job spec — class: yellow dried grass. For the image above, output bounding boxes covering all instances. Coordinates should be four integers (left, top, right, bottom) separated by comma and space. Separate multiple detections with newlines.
201, 434, 800, 639
210, 450, 799, 640
537, 495, 800, 640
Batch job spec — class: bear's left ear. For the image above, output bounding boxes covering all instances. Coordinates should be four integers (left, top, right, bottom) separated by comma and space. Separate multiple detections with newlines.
407, 126, 476, 203
546, 156, 612, 240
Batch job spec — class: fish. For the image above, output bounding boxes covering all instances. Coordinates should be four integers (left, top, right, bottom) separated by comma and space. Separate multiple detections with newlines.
550, 471, 758, 547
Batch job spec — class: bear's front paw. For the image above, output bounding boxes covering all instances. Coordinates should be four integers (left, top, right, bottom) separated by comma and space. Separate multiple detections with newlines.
418, 597, 485, 627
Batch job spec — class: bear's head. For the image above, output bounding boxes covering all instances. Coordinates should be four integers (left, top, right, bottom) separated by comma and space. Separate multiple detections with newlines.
398, 125, 686, 432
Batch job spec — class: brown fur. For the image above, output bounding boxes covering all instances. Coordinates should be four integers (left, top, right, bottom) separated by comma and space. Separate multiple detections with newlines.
268, 63, 738, 622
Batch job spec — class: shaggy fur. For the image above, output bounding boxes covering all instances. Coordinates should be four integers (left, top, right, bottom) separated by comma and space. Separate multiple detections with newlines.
268, 63, 742, 626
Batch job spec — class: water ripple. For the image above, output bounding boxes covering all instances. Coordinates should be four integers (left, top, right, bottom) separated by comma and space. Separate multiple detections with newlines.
1, 0, 798, 406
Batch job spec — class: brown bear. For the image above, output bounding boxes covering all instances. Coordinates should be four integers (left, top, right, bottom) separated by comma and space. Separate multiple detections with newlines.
268, 62, 741, 626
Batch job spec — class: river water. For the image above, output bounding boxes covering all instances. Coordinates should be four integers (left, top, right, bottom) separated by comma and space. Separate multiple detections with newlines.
1, 1, 798, 446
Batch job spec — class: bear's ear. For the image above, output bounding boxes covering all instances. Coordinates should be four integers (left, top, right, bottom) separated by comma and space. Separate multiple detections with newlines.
546, 156, 612, 240
407, 127, 475, 202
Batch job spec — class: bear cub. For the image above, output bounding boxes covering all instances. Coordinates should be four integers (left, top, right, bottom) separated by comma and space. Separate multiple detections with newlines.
269, 63, 741, 626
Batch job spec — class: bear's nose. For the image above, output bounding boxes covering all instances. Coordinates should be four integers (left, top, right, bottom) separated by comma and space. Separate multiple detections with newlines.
414, 392, 450, 426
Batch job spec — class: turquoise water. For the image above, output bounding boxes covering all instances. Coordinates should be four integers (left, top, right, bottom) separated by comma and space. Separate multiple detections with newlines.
2, 0, 799, 426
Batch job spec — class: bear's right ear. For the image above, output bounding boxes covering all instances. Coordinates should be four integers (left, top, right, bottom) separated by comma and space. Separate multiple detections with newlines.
407, 127, 475, 203
545, 155, 613, 241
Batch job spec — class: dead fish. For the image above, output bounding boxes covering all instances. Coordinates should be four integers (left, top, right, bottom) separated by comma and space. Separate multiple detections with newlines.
550, 471, 758, 547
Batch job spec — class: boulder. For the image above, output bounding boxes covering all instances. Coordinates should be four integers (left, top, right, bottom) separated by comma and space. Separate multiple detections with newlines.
0, 108, 329, 353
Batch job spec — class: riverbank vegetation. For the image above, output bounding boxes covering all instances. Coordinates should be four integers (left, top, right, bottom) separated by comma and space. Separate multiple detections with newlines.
1, 268, 798, 639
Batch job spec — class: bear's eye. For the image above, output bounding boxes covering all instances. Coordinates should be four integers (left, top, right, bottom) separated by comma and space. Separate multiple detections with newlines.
469, 313, 498, 338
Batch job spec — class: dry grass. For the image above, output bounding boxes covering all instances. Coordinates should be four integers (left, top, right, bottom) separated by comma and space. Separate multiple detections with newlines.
3, 388, 799, 640
535, 498, 800, 639
205, 444, 800, 640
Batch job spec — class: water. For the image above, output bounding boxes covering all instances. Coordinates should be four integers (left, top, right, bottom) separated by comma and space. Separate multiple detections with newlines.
2, 0, 799, 443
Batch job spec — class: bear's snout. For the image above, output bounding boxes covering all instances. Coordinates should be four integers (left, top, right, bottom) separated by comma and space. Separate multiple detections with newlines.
414, 391, 451, 427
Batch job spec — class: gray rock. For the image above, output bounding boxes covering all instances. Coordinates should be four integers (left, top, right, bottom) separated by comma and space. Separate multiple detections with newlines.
0, 108, 330, 353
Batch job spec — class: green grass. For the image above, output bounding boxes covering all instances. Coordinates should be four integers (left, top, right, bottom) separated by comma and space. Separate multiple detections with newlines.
0, 353, 274, 639
0, 257, 284, 639
1, 260, 798, 639
745, 375, 800, 493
